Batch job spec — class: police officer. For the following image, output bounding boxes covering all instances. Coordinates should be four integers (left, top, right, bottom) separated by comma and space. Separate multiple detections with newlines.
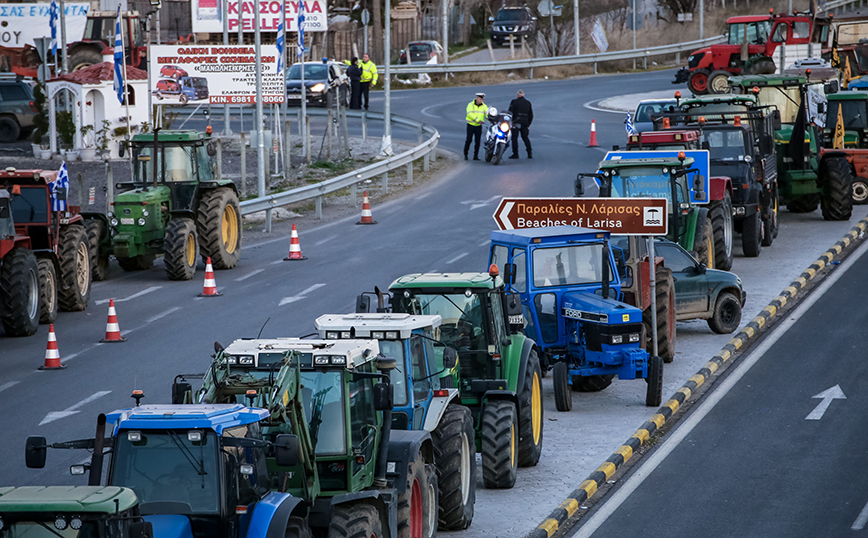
508, 89, 533, 159
359, 53, 378, 110
464, 92, 487, 161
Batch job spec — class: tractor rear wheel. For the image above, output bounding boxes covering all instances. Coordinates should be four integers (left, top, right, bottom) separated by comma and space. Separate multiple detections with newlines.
480, 400, 518, 488
707, 70, 731, 94
117, 255, 154, 271
57, 225, 91, 312
762, 192, 778, 247
787, 194, 819, 213
709, 191, 733, 271
397, 453, 437, 538
645, 355, 663, 407
69, 48, 102, 71
84, 219, 109, 281
285, 517, 313, 538
820, 156, 854, 221
746, 56, 776, 75
164, 218, 199, 281
0, 248, 39, 337
687, 70, 710, 95
327, 503, 382, 538
708, 291, 742, 334
37, 259, 58, 324
741, 211, 762, 258
692, 209, 714, 269
552, 361, 572, 412
517, 349, 543, 467
198, 188, 241, 269
432, 404, 475, 531
852, 177, 868, 205
642, 266, 676, 363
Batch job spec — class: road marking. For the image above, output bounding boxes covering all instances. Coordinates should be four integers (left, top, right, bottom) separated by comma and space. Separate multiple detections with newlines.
40, 391, 112, 426
852, 500, 868, 530
279, 283, 326, 306
446, 252, 468, 264
574, 239, 868, 538
270, 259, 284, 265
146, 306, 182, 323
315, 234, 339, 246
805, 384, 846, 420
0, 381, 19, 393
421, 104, 442, 119
583, 100, 627, 114
479, 239, 490, 247
415, 192, 431, 201
95, 286, 162, 306
461, 195, 500, 210
235, 269, 264, 281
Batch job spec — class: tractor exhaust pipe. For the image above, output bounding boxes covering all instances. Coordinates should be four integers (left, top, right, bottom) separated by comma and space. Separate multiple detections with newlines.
375, 286, 386, 313
88, 414, 107, 486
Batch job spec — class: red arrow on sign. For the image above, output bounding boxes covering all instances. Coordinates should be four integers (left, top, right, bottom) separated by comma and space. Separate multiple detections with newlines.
492, 197, 668, 236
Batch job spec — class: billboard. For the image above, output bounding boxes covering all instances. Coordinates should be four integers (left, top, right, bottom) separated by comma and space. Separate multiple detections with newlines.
149, 45, 285, 105
191, 0, 328, 34
0, 3, 89, 49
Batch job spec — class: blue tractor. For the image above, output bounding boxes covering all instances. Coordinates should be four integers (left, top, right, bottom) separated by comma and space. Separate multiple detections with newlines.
489, 226, 663, 411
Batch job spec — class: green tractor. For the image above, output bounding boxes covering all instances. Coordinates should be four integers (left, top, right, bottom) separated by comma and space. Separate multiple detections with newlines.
85, 130, 241, 280
357, 269, 544, 490
729, 73, 854, 220
0, 486, 153, 538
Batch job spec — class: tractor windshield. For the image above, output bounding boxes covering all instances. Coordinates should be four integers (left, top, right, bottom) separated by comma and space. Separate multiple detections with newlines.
9, 186, 49, 224
133, 144, 197, 184
378, 340, 409, 406
827, 100, 868, 130
111, 430, 220, 514
610, 166, 687, 206
727, 21, 770, 45
396, 293, 487, 352
704, 129, 749, 161
299, 371, 346, 455
531, 244, 612, 288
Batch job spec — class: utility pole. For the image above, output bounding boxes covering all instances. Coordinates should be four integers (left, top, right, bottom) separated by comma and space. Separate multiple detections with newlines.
632, 0, 636, 69
223, 0, 230, 135
254, 0, 270, 231
442, 0, 449, 63
383, 0, 392, 154
59, 0, 68, 74
574, 0, 579, 55
699, 0, 704, 40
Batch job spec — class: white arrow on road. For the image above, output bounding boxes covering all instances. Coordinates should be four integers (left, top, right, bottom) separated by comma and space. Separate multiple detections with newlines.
805, 385, 846, 420
40, 391, 112, 426
462, 196, 500, 211
279, 283, 326, 306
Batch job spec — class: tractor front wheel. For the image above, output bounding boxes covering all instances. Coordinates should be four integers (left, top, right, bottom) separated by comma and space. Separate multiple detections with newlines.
198, 188, 241, 269
164, 218, 199, 281
397, 453, 437, 538
572, 374, 615, 392
69, 48, 102, 71
0, 248, 39, 337
327, 504, 383, 538
709, 191, 733, 270
820, 156, 854, 221
84, 219, 109, 281
742, 210, 762, 258
707, 70, 731, 94
687, 70, 710, 95
57, 225, 91, 311
552, 361, 572, 412
432, 404, 475, 531
480, 400, 518, 489
852, 177, 868, 205
518, 349, 543, 467
762, 191, 778, 247
645, 355, 663, 407
692, 209, 714, 269
787, 194, 819, 213
37, 259, 58, 324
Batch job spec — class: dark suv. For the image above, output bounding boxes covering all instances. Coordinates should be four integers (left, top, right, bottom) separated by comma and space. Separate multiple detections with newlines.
489, 6, 536, 46
0, 78, 36, 143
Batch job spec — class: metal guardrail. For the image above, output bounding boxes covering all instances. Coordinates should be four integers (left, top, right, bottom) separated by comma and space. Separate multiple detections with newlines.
382, 35, 726, 75
238, 108, 438, 216
822, 0, 863, 12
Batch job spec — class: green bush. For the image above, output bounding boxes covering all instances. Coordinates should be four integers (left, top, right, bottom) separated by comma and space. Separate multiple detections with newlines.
30, 82, 49, 145
56, 111, 75, 146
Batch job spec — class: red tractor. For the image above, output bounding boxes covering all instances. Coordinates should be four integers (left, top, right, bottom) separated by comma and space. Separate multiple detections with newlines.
674, 10, 829, 95
0, 187, 39, 337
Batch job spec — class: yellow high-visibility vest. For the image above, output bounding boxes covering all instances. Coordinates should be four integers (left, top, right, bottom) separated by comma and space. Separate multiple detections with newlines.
466, 101, 488, 126
360, 60, 378, 85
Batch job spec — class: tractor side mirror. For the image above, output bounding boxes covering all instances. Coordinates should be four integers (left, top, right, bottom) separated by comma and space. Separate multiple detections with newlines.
129, 521, 154, 538
612, 144, 620, 151
356, 294, 371, 313
171, 381, 191, 404
503, 262, 516, 285
817, 102, 826, 115
773, 110, 782, 130
574, 176, 600, 197
442, 347, 457, 369
373, 382, 394, 411
693, 174, 706, 200
274, 434, 301, 467
825, 80, 840, 94
207, 141, 217, 156
25, 436, 47, 469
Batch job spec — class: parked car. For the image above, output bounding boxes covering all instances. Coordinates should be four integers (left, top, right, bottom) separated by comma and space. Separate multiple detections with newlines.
489, 6, 536, 46
0, 76, 36, 143
399, 41, 444, 64
285, 61, 349, 107
633, 98, 678, 133
160, 65, 188, 80
152, 76, 208, 104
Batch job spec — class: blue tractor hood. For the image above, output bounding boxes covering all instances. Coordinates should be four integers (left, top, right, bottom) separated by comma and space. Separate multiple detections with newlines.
561, 291, 642, 325
144, 515, 194, 538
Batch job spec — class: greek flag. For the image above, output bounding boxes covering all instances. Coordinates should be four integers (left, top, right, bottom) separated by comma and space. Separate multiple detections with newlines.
625, 112, 636, 136
297, 1, 305, 58
49, 0, 58, 56
50, 162, 69, 212
113, 4, 125, 104
276, 21, 285, 73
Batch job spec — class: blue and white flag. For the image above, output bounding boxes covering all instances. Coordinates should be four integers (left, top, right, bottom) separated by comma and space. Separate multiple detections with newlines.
113, 4, 125, 104
50, 162, 69, 212
49, 0, 59, 57
276, 20, 285, 74
297, 1, 305, 58
625, 112, 636, 136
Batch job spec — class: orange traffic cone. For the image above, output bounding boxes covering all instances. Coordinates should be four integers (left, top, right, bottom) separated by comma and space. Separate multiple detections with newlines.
198, 257, 222, 297
39, 324, 65, 370
357, 191, 377, 225
587, 119, 599, 147
100, 299, 126, 343
284, 224, 308, 261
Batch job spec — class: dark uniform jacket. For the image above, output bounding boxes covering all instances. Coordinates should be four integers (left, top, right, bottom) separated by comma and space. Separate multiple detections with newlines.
508, 97, 533, 128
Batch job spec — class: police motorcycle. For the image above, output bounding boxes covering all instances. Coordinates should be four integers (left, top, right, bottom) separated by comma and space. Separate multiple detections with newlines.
484, 107, 513, 165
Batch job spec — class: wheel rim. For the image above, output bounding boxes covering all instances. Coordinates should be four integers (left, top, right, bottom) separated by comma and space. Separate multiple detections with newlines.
45, 266, 56, 314
459, 432, 472, 503
692, 73, 708, 92
222, 203, 239, 254
853, 181, 868, 203
532, 372, 542, 445
76, 241, 89, 294
185, 232, 196, 266
410, 478, 423, 538
27, 267, 38, 320
724, 204, 733, 257
711, 75, 729, 93
426, 480, 437, 538
721, 301, 737, 325
510, 422, 516, 468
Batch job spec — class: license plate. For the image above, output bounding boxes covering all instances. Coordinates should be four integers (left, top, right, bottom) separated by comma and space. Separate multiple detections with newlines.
287, 94, 302, 99
120, 218, 134, 225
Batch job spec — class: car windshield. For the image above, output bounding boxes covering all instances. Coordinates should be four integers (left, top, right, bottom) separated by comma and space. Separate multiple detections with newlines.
191, 78, 208, 88
287, 64, 328, 80
609, 166, 687, 206
828, 100, 868, 130
10, 186, 48, 224
395, 293, 485, 351
532, 244, 612, 288
111, 430, 220, 514
299, 370, 346, 455
409, 44, 431, 53
496, 9, 528, 21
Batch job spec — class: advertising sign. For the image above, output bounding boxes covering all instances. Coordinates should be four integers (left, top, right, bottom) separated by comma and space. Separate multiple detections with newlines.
150, 45, 284, 105
592, 18, 608, 53
0, 3, 89, 48
603, 150, 711, 204
493, 197, 668, 235
191, 0, 328, 34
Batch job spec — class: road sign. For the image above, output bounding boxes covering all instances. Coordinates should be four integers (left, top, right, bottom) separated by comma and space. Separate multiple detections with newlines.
361, 8, 370, 26
603, 150, 711, 204
493, 197, 668, 235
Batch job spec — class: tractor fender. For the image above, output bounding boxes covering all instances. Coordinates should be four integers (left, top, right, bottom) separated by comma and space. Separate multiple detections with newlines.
420, 387, 460, 432
482, 389, 519, 407
247, 491, 306, 538
502, 333, 534, 394
515, 337, 537, 396
142, 515, 194, 538
708, 176, 732, 201
331, 494, 394, 538
386, 429, 434, 495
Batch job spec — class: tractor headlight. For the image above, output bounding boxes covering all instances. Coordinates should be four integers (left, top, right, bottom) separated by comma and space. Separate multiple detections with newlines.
325, 331, 340, 339
55, 517, 67, 530
314, 356, 330, 365
110, 217, 119, 226
330, 356, 347, 365
371, 331, 385, 339
187, 430, 203, 442
226, 356, 238, 365
629, 333, 640, 343
662, 167, 669, 174
310, 83, 326, 93
611, 335, 623, 344
239, 356, 254, 365
70, 517, 83, 530
142, 210, 149, 217
137, 218, 146, 226
385, 331, 399, 339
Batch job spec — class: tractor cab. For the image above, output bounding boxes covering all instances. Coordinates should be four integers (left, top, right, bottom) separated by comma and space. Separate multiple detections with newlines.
825, 92, 868, 147
81, 11, 146, 69
0, 169, 62, 239
0, 188, 14, 241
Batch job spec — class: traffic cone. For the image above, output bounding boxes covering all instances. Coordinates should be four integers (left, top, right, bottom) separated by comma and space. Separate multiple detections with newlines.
284, 224, 308, 261
587, 119, 599, 148
39, 324, 65, 370
357, 191, 377, 225
99, 299, 126, 343
198, 257, 222, 297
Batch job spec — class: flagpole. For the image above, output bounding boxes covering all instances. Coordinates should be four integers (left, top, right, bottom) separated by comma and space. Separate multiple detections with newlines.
300, 2, 307, 163
118, 6, 133, 176
280, 3, 287, 175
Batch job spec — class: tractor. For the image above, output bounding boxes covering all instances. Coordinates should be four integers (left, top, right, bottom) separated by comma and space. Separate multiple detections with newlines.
28, 339, 437, 538
0, 187, 39, 337
314, 312, 476, 530
84, 129, 241, 280
488, 226, 663, 412
0, 168, 92, 326
674, 10, 829, 95
0, 486, 153, 538
824, 91, 868, 204
357, 270, 544, 490
729, 73, 854, 221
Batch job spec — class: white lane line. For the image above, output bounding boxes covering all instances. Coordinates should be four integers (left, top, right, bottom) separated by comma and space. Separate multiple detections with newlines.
146, 306, 182, 323
95, 286, 162, 306
421, 104, 442, 119
479, 239, 490, 247
446, 253, 468, 264
574, 239, 868, 538
40, 391, 112, 426
583, 100, 628, 114
235, 269, 265, 281
0, 381, 19, 393
299, 283, 327, 295
315, 234, 339, 246
415, 192, 431, 201
852, 500, 868, 530
279, 283, 327, 306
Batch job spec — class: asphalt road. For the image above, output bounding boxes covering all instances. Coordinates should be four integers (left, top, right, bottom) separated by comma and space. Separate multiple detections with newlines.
569, 239, 868, 538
